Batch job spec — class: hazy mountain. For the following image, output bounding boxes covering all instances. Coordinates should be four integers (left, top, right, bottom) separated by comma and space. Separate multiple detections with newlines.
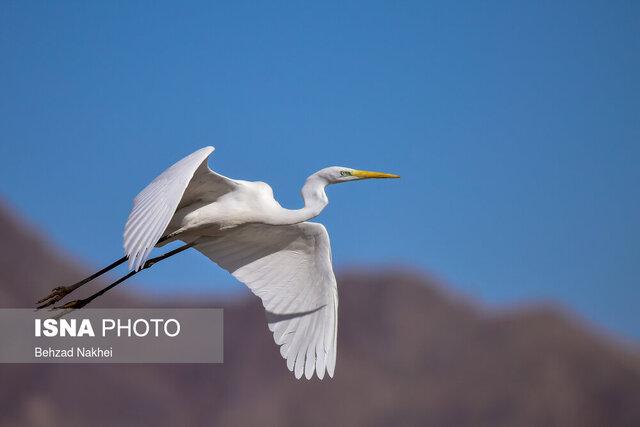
0, 201, 639, 427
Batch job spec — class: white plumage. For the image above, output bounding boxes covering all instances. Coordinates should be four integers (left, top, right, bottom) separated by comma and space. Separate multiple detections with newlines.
124, 147, 235, 271
196, 223, 338, 379
122, 146, 398, 379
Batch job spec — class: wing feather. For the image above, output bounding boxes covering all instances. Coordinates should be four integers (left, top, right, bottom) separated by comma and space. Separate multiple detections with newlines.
193, 222, 338, 380
123, 146, 237, 270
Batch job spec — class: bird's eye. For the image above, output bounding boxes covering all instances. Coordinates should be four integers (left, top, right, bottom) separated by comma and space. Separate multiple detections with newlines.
340, 171, 352, 177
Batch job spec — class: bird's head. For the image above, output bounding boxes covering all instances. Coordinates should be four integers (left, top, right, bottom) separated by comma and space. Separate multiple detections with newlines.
318, 166, 400, 184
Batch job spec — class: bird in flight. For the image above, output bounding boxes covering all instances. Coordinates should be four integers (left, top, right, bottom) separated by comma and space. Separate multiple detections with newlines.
37, 146, 399, 379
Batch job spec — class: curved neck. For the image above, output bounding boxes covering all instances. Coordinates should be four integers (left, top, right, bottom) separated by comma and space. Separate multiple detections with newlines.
270, 174, 329, 225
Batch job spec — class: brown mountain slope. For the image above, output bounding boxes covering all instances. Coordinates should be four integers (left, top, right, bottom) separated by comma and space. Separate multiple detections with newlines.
0, 202, 639, 427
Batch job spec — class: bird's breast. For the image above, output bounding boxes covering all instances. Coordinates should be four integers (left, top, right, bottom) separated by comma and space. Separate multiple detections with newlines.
170, 184, 279, 233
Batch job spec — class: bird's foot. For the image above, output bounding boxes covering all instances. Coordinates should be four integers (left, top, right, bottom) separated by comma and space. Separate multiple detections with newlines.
36, 286, 72, 310
143, 259, 156, 269
53, 299, 89, 310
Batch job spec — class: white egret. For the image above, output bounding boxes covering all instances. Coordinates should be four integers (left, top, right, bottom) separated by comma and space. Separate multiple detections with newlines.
37, 146, 399, 379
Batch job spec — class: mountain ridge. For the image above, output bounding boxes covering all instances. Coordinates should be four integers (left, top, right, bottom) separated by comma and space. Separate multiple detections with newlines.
0, 201, 638, 426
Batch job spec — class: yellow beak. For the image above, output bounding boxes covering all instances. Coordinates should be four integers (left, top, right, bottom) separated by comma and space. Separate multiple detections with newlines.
352, 170, 400, 179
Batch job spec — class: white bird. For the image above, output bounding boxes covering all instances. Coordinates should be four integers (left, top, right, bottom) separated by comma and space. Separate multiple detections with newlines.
37, 146, 399, 380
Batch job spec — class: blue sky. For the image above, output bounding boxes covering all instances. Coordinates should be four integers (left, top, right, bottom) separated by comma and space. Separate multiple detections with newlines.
1, 2, 638, 339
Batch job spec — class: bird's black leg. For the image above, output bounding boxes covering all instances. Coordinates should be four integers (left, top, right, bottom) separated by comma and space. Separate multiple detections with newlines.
36, 255, 128, 309
36, 235, 176, 310
52, 241, 195, 311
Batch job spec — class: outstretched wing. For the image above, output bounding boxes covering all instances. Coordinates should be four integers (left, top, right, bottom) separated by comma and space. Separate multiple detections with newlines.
124, 146, 237, 271
194, 222, 338, 380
